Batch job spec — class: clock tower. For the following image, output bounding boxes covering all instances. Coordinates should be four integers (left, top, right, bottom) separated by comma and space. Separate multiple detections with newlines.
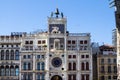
46, 8, 67, 80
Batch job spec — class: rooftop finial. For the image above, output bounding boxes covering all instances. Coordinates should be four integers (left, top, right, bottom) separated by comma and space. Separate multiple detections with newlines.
50, 8, 64, 18
61, 12, 64, 18
55, 8, 59, 18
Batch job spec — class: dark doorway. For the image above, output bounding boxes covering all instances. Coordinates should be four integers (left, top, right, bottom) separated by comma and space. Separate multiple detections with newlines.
51, 75, 62, 80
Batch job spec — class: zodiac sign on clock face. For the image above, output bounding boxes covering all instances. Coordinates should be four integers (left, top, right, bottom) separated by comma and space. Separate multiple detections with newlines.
51, 26, 61, 34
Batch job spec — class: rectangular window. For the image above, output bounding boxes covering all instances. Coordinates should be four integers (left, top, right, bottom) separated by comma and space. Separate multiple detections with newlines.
86, 55, 89, 58
23, 55, 26, 59
25, 41, 29, 44
37, 55, 40, 59
101, 66, 104, 73
80, 41, 83, 44
42, 40, 46, 44
38, 40, 41, 44
68, 55, 72, 58
108, 66, 111, 73
68, 40, 71, 44
101, 59, 104, 64
108, 58, 111, 64
113, 58, 116, 63
42, 55, 44, 58
101, 76, 105, 80
84, 40, 88, 44
73, 55, 76, 58
113, 76, 117, 79
114, 66, 117, 73
28, 55, 31, 59
81, 55, 84, 58
84, 46, 87, 50
108, 76, 111, 80
72, 40, 76, 44
80, 46, 83, 50
30, 41, 33, 44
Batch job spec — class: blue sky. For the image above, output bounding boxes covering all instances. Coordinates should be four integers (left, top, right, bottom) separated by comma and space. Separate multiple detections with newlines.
0, 0, 115, 44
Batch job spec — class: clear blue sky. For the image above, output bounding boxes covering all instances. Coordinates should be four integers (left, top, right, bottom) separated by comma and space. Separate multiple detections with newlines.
0, 0, 115, 44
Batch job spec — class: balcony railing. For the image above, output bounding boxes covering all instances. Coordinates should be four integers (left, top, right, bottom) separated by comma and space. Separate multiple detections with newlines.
0, 39, 21, 43
21, 47, 47, 52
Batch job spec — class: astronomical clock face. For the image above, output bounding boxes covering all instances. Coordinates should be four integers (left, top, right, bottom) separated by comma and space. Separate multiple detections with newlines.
49, 24, 65, 34
52, 57, 62, 67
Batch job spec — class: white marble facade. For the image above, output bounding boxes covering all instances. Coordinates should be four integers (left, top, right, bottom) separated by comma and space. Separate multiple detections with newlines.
0, 9, 92, 80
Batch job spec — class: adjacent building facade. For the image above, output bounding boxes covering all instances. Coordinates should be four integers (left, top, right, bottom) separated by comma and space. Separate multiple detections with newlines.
0, 9, 93, 80
97, 45, 117, 80
0, 35, 22, 80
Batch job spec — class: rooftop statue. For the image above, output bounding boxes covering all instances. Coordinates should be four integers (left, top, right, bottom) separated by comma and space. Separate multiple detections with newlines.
50, 8, 64, 18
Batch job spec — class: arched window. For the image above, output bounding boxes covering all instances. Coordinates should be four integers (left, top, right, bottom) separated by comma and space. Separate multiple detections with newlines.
6, 66, 9, 76
37, 62, 40, 70
41, 62, 45, 70
86, 74, 89, 80
37, 74, 40, 80
68, 74, 72, 80
28, 74, 32, 80
81, 62, 84, 70
54, 39, 60, 50
23, 74, 27, 80
10, 66, 14, 76
15, 66, 19, 76
1, 66, 5, 76
1, 50, 4, 60
23, 62, 27, 70
11, 50, 14, 60
73, 74, 76, 80
81, 75, 85, 80
68, 62, 72, 70
28, 62, 31, 70
73, 62, 76, 70
86, 62, 89, 70
6, 50, 9, 60
15, 50, 19, 60
42, 74, 45, 80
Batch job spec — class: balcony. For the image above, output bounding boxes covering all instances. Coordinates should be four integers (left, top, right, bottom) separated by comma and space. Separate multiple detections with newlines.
21, 48, 34, 52
21, 47, 47, 52
69, 33, 90, 36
